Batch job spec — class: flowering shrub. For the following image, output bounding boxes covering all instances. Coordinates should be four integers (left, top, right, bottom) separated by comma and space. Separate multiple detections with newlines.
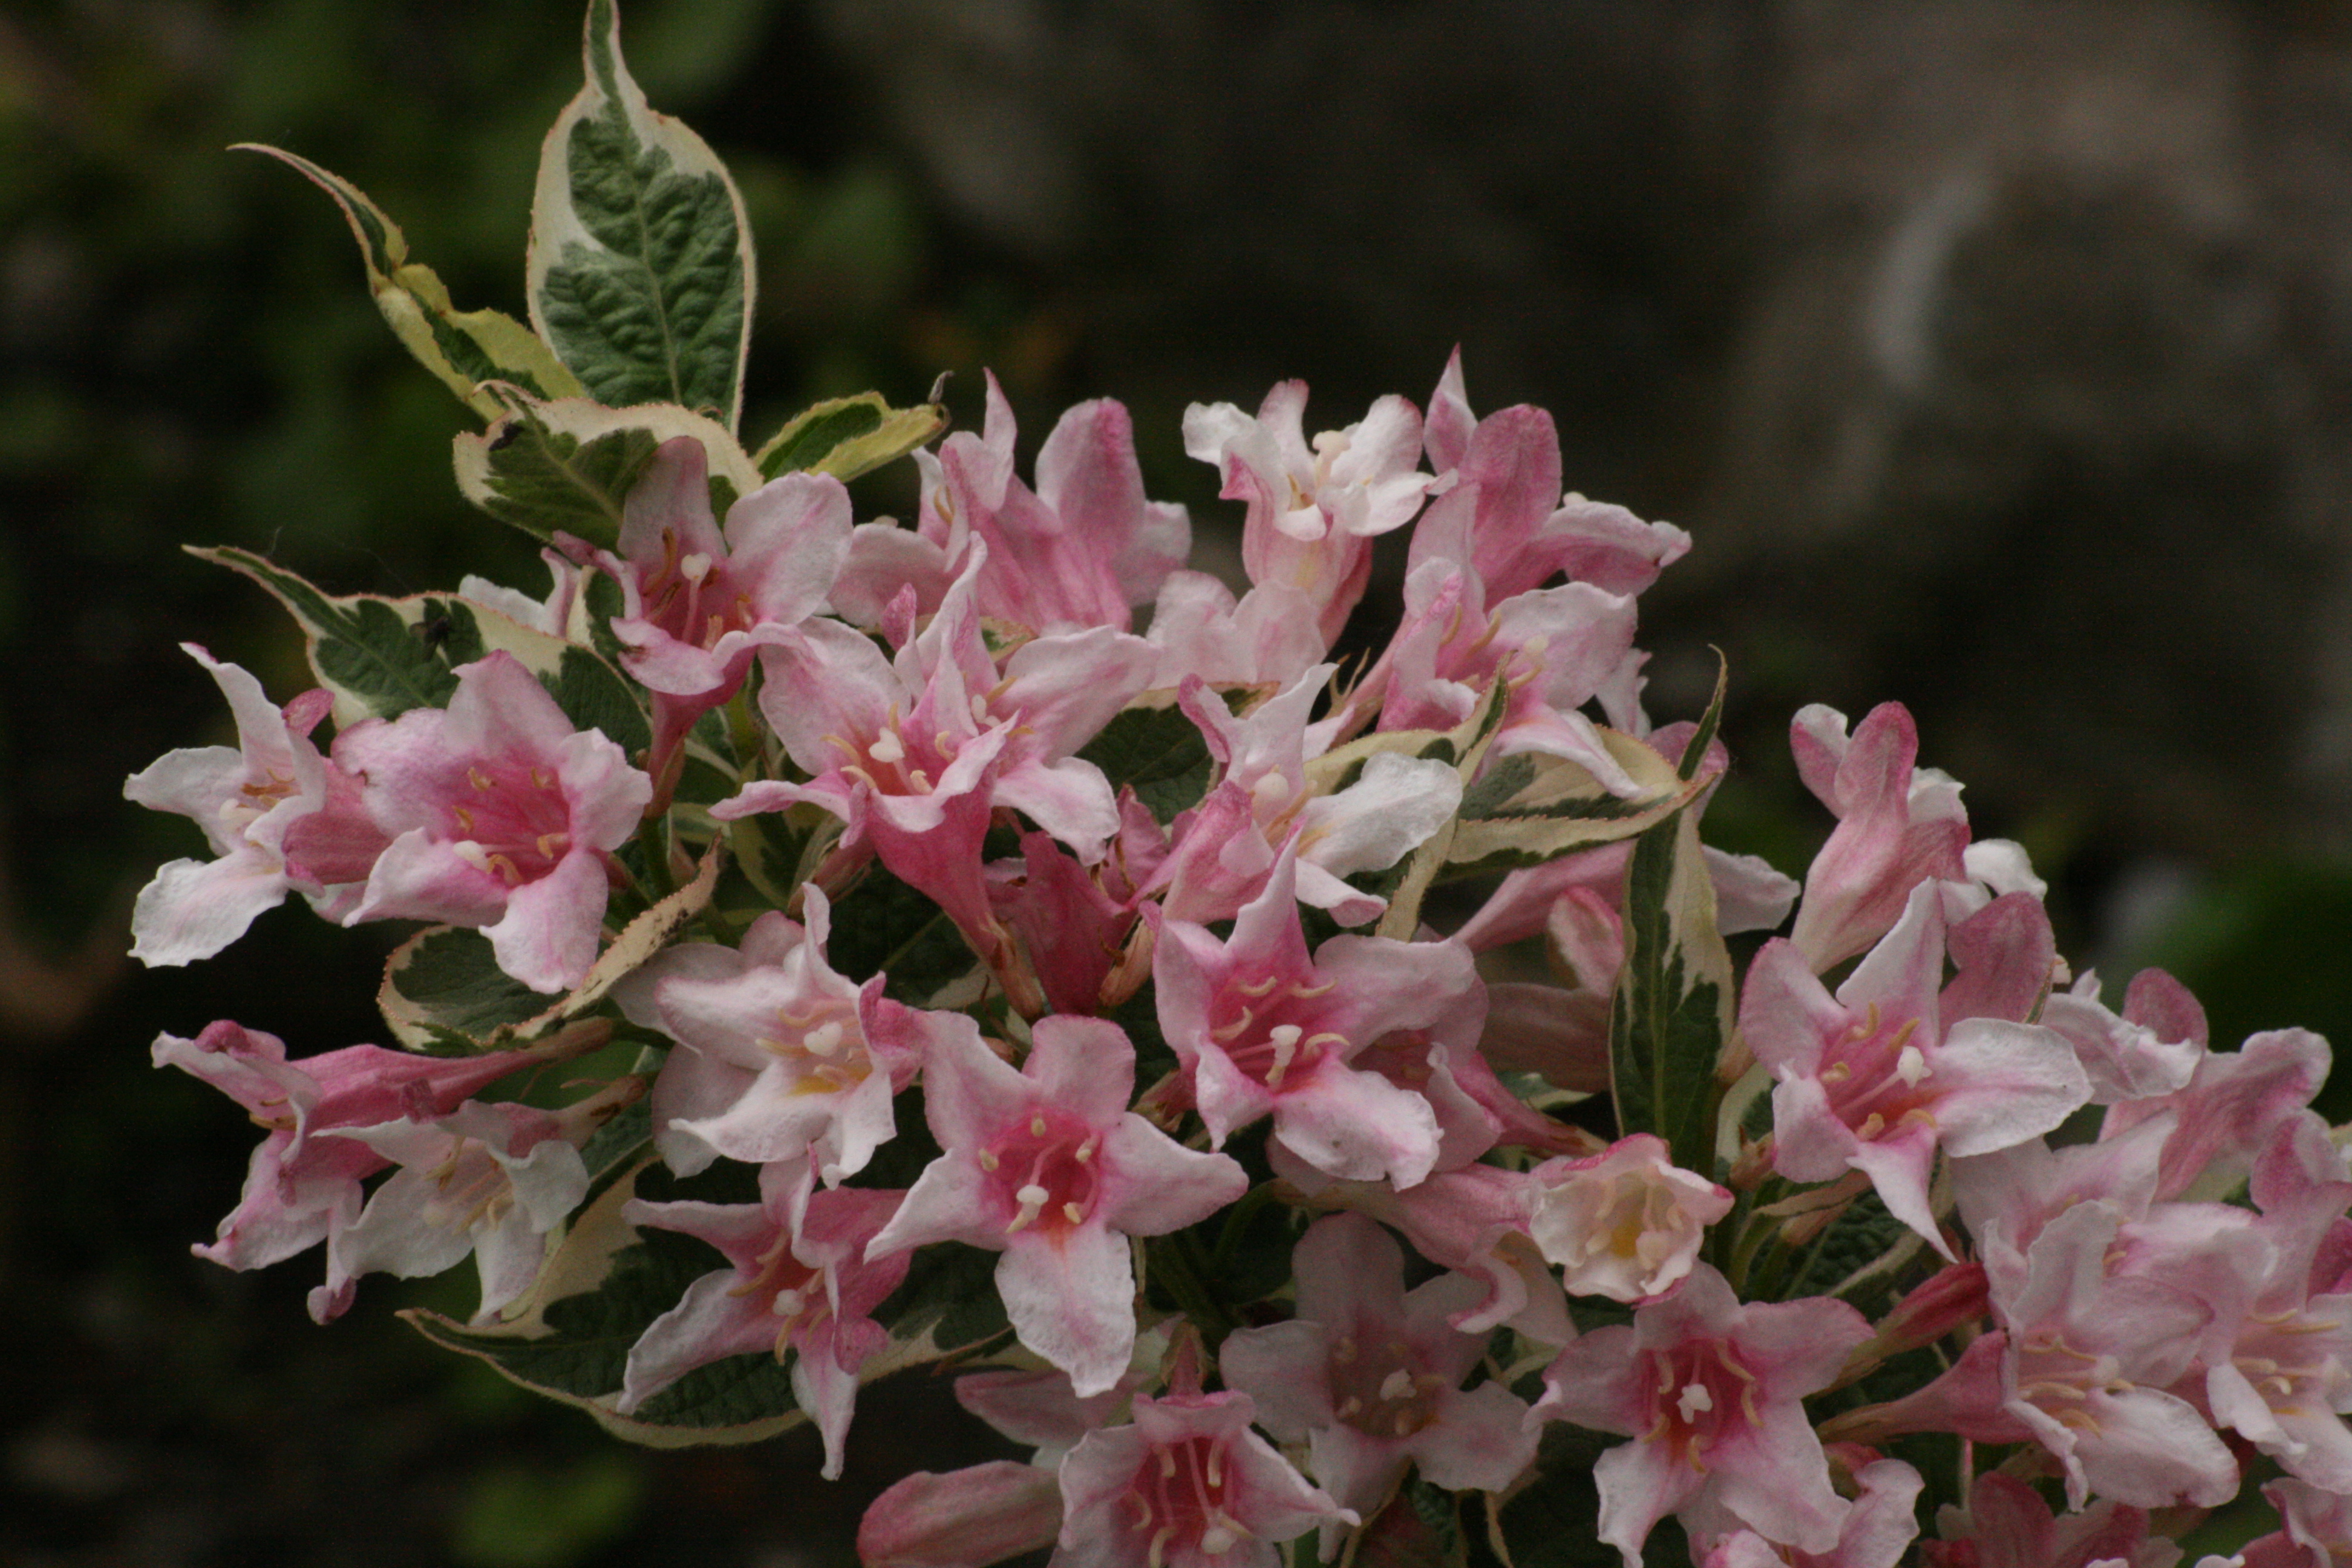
131, 5, 2351, 1565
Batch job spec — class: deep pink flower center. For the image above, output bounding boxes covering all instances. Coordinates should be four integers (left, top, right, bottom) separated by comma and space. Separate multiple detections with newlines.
1210, 978, 1347, 1094
1818, 1005, 1939, 1142
1328, 1323, 1443, 1440
1123, 1434, 1247, 1565
644, 529, 757, 652
1639, 1338, 1759, 1469
446, 757, 572, 884
829, 713, 964, 799
980, 1105, 1102, 1239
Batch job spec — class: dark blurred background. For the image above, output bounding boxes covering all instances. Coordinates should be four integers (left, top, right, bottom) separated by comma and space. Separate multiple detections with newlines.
8, 1, 2352, 1563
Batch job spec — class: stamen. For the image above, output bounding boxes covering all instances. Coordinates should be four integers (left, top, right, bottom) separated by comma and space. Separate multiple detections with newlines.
868, 730, 906, 764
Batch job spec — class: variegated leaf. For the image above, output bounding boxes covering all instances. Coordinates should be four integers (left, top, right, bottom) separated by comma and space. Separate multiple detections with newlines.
527, 0, 754, 428
238, 145, 584, 419
753, 391, 949, 483
451, 390, 763, 548
190, 548, 648, 752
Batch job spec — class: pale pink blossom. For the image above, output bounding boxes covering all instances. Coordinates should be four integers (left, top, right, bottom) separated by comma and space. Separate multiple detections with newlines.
1919, 1469, 2172, 1568
310, 1094, 607, 1324
1742, 880, 2090, 1254
858, 1462, 1066, 1568
619, 1160, 909, 1477
336, 651, 652, 992
914, 372, 1190, 634
1699, 1458, 1922, 1568
1184, 380, 1434, 645
610, 887, 950, 1183
1532, 1265, 1870, 1562
716, 546, 1151, 969
1419, 348, 1689, 603
1833, 1202, 2236, 1511
1219, 1214, 1538, 1549
125, 645, 381, 962
2102, 1027, 2333, 1202
152, 1018, 536, 1275
1144, 664, 1462, 928
1784, 703, 1971, 972
1527, 1134, 1733, 1303
2042, 967, 2207, 1105
1055, 1391, 1353, 1568
863, 1014, 1246, 1395
1153, 848, 1485, 1188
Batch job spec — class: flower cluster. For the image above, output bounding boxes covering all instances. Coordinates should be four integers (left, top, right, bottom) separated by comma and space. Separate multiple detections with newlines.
133, 8, 2348, 1564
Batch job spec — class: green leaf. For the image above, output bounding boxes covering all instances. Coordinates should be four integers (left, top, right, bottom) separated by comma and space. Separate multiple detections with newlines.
1472, 1423, 1617, 1568
528, 0, 754, 428
753, 391, 949, 483
194, 549, 651, 752
1607, 800, 1737, 1180
191, 546, 456, 724
1077, 697, 1219, 825
380, 928, 547, 1046
1443, 730, 1706, 881
236, 145, 587, 420
1780, 1187, 1919, 1305
451, 390, 765, 550
824, 864, 976, 1005
406, 1160, 805, 1448
379, 845, 723, 1052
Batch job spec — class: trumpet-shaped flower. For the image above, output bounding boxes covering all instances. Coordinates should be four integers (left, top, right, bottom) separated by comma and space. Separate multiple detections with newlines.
1184, 380, 1434, 645
125, 644, 381, 963
863, 1014, 1246, 1396
620, 1160, 909, 1477
1742, 880, 2090, 1254
1527, 1134, 1733, 1303
717, 546, 1152, 961
1056, 1391, 1353, 1568
611, 887, 950, 1183
1220, 1214, 1538, 1547
1533, 1264, 1870, 1563
310, 1094, 606, 1324
1154, 848, 1485, 1188
336, 651, 652, 993
915, 372, 1191, 634
152, 1018, 538, 1274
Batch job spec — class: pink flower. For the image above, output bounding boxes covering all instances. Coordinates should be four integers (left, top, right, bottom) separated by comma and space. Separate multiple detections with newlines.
1183, 380, 1435, 646
593, 437, 849, 700
580, 437, 849, 792
337, 651, 652, 993
2101, 1027, 2332, 1202
858, 1462, 1066, 1568
310, 1094, 609, 1323
1419, 348, 1690, 604
1700, 1458, 1922, 1568
1533, 1265, 1870, 1562
1784, 703, 1971, 972
1143, 664, 1462, 927
1220, 1214, 1538, 1547
1919, 1470, 2171, 1568
915, 372, 1191, 634
619, 1160, 910, 1477
1833, 1202, 2236, 1511
863, 1015, 1247, 1396
125, 644, 381, 963
1298, 1161, 1573, 1344
1527, 1134, 1733, 1303
1742, 880, 2090, 1255
610, 887, 951, 1183
717, 546, 1152, 971
1056, 1391, 1353, 1568
152, 1018, 537, 1275
1154, 847, 1486, 1188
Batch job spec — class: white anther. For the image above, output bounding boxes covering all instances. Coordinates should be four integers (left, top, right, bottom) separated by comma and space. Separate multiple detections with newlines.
1677, 1382, 1714, 1422
867, 729, 906, 764
1895, 1044, 1930, 1086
